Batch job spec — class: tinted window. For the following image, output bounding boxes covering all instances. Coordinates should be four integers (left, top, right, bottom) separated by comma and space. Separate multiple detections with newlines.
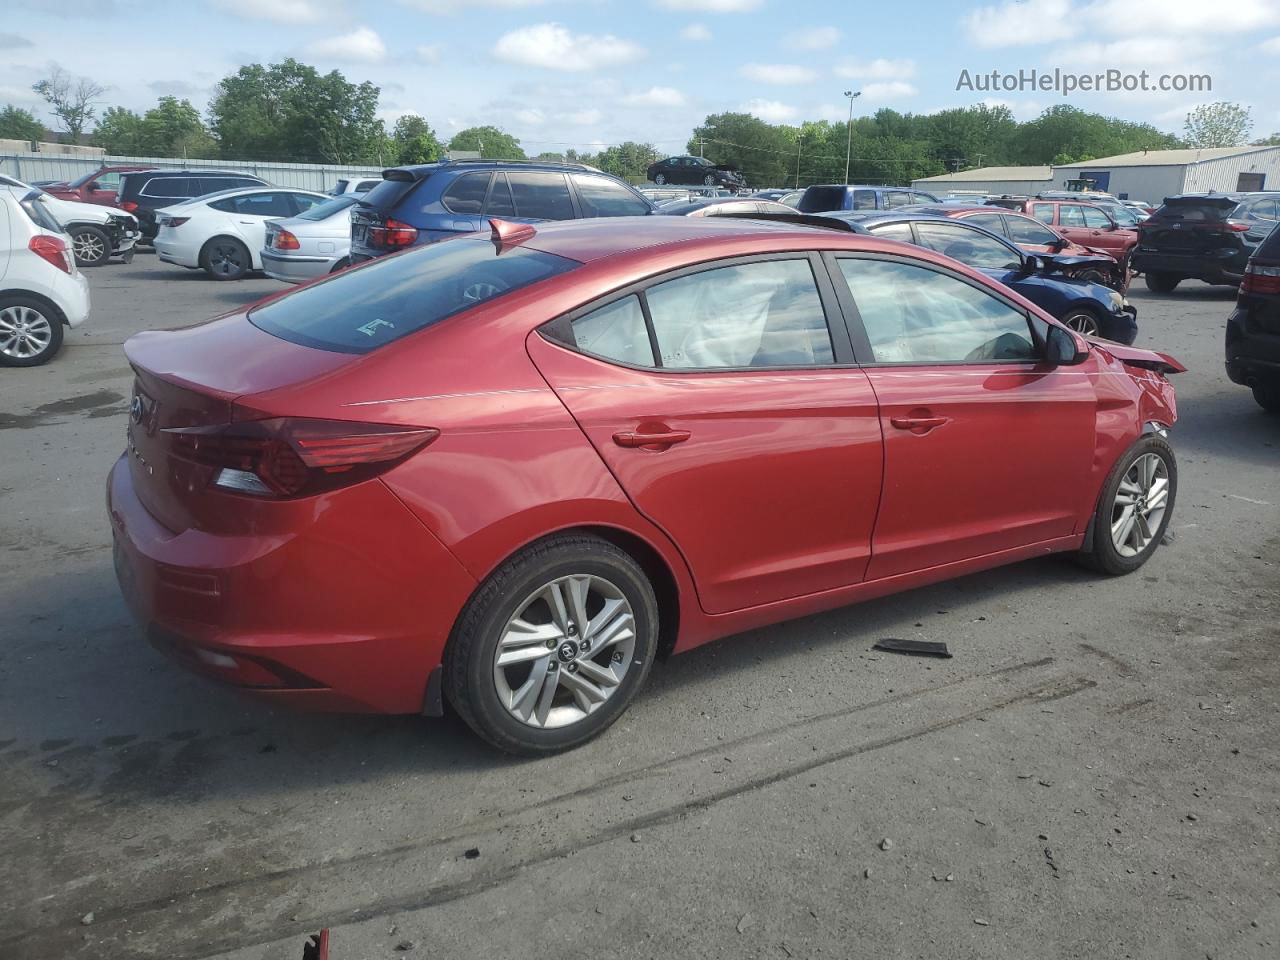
852, 190, 878, 210
217, 192, 296, 216
333, 180, 350, 194
870, 222, 914, 242
1247, 199, 1278, 221
645, 259, 834, 368
296, 195, 357, 221
1082, 206, 1112, 228
1059, 205, 1087, 227
201, 177, 245, 193
913, 222, 1023, 270
95, 172, 122, 189
487, 173, 516, 217
251, 238, 577, 354
799, 186, 847, 212
837, 258, 1036, 364
355, 179, 378, 193
291, 193, 323, 213
442, 172, 490, 214
884, 191, 914, 208
571, 295, 654, 366
962, 212, 1008, 235
574, 175, 650, 216
508, 172, 575, 220
1030, 203, 1054, 223
912, 193, 936, 205
141, 177, 191, 199
1150, 199, 1236, 222
1005, 215, 1059, 245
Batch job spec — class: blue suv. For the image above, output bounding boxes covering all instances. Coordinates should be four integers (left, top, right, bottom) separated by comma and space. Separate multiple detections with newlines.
796, 184, 939, 214
349, 159, 658, 261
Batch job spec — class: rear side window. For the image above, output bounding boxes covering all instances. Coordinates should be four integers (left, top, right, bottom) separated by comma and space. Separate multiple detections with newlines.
573, 175, 650, 217
141, 177, 191, 199
210, 192, 295, 216
1059, 205, 1087, 227
962, 212, 1008, 235
21, 191, 62, 231
487, 173, 517, 217
442, 172, 491, 214
884, 191, 914, 208
296, 195, 357, 221
799, 186, 846, 212
250, 238, 578, 354
1005, 216, 1058, 245
508, 172, 575, 220
571, 295, 654, 366
1030, 203, 1054, 223
852, 190, 878, 210
871, 222, 914, 242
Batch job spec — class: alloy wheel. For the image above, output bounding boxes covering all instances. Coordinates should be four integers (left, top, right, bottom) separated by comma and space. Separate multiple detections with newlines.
0, 305, 54, 360
1110, 452, 1170, 558
492, 574, 637, 729
1061, 311, 1101, 337
73, 232, 106, 263
210, 243, 245, 277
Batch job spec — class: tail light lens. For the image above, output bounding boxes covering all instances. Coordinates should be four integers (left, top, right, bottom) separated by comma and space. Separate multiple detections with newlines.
159, 216, 189, 228
1223, 220, 1252, 233
29, 235, 72, 274
163, 417, 438, 498
273, 229, 301, 250
367, 218, 418, 248
1241, 263, 1280, 297
120, 201, 138, 213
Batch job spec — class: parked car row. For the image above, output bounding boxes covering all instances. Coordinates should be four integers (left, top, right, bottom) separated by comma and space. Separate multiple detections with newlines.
0, 173, 139, 267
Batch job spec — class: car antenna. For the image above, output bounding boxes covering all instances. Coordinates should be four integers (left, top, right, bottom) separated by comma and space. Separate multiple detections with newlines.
489, 218, 536, 252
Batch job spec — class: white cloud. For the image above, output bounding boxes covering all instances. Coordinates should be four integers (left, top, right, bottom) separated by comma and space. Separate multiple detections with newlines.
0, 32, 33, 49
680, 23, 712, 41
493, 23, 645, 72
834, 58, 916, 82
784, 27, 840, 49
740, 98, 797, 122
860, 81, 919, 100
210, 0, 334, 22
1263, 36, 1280, 53
1052, 35, 1210, 69
417, 44, 441, 63
1082, 0, 1278, 34
624, 85, 687, 107
562, 108, 603, 125
741, 63, 818, 85
516, 108, 546, 126
655, 0, 761, 10
305, 26, 387, 63
399, 0, 547, 11
962, 0, 1078, 48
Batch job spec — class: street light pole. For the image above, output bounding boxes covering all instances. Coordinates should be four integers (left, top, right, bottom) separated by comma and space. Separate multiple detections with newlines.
795, 132, 802, 189
844, 90, 861, 184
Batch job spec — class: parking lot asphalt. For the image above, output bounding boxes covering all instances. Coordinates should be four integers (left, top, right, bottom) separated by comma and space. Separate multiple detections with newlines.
1, 251, 1278, 960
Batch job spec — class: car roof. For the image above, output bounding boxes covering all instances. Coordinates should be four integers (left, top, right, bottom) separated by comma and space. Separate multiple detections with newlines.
172, 186, 323, 206
125, 169, 265, 180
388, 158, 605, 178
806, 184, 915, 191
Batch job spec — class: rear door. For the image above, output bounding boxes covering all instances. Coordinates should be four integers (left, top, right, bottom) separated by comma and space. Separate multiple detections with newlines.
221, 191, 298, 254
527, 253, 884, 614
1079, 204, 1129, 254
829, 253, 1097, 578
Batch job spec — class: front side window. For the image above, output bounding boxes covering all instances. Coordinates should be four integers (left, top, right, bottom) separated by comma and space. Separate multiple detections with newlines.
646, 259, 834, 368
838, 258, 1037, 365
507, 172, 575, 220
913, 222, 1023, 271
884, 191, 913, 208
487, 173, 516, 217
574, 175, 650, 216
852, 190, 877, 210
1082, 206, 1112, 228
1248, 199, 1278, 221
441, 172, 490, 215
96, 172, 122, 189
1030, 202, 1055, 223
571, 295, 654, 366
251, 238, 578, 354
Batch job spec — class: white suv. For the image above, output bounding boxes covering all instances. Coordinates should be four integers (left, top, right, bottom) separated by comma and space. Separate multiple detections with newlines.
1, 185, 91, 366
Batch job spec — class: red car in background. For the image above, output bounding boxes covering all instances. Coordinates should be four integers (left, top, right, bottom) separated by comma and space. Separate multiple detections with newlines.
41, 165, 155, 206
1011, 198, 1139, 265
107, 216, 1183, 755
922, 205, 1129, 290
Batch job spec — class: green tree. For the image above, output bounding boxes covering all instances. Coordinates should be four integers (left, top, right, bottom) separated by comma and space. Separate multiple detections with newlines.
0, 104, 44, 140
1184, 101, 1252, 148
209, 59, 386, 163
448, 125, 525, 159
391, 114, 441, 165
925, 103, 1016, 171
590, 141, 660, 181
1009, 105, 1177, 164
689, 113, 799, 187
94, 106, 146, 154
1254, 132, 1280, 146
32, 65, 105, 141
139, 97, 216, 157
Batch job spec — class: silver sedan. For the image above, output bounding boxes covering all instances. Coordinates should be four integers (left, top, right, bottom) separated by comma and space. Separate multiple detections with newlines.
261, 195, 359, 284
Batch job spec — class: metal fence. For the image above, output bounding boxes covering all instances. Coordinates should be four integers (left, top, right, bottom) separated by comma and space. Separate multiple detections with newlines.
0, 152, 385, 192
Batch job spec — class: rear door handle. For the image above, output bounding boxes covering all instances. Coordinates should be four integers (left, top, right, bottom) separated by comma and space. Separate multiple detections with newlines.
890, 414, 948, 435
613, 429, 691, 448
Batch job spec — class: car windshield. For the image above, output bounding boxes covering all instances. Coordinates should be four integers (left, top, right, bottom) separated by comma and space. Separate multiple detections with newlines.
1150, 198, 1238, 222
250, 237, 580, 354
295, 195, 358, 221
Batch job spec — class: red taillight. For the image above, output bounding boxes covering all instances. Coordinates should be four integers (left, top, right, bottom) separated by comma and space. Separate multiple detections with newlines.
120, 201, 138, 213
1223, 219, 1252, 232
368, 218, 418, 248
273, 229, 300, 250
29, 235, 72, 274
1241, 263, 1280, 296
163, 417, 439, 497
160, 216, 190, 228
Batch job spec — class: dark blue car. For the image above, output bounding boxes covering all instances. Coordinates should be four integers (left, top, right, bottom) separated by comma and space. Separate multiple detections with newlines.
350, 159, 658, 262
822, 211, 1138, 343
796, 184, 939, 214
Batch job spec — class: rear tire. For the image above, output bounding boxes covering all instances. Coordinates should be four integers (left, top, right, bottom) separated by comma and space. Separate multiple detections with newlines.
703, 174, 716, 186
199, 237, 251, 281
654, 173, 667, 185
69, 225, 111, 267
0, 296, 64, 367
1252, 381, 1280, 414
444, 535, 660, 756
1145, 272, 1181, 293
1076, 435, 1177, 576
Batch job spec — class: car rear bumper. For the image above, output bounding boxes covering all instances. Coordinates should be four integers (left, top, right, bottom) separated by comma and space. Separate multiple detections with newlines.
153, 235, 201, 268
1225, 304, 1280, 385
1132, 250, 1247, 284
261, 250, 336, 283
105, 454, 477, 714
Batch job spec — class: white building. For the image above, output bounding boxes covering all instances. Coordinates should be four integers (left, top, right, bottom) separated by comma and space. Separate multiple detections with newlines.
1050, 147, 1280, 204
912, 165, 1053, 197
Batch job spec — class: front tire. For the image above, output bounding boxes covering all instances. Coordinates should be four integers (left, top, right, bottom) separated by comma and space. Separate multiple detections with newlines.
70, 225, 111, 267
199, 237, 251, 280
0, 297, 64, 367
1060, 307, 1102, 337
1145, 272, 1181, 293
444, 535, 660, 756
703, 174, 716, 186
1252, 381, 1280, 414
653, 173, 667, 185
1077, 435, 1177, 576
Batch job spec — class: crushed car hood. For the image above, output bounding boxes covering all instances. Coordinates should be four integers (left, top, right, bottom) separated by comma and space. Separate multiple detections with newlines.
1039, 252, 1116, 271
1090, 341, 1186, 374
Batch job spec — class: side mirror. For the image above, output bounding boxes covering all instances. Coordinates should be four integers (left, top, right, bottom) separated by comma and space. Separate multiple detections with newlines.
86, 181, 100, 191
1050, 237, 1068, 251
1046, 325, 1089, 366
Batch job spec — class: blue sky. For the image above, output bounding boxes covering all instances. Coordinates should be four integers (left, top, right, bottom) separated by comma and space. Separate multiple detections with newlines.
5, 0, 1280, 154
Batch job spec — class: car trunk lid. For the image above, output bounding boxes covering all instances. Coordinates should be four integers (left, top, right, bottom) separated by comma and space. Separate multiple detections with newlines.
1139, 196, 1244, 254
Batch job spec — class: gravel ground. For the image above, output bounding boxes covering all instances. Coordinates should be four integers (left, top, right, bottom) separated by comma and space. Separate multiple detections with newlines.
1, 252, 1277, 960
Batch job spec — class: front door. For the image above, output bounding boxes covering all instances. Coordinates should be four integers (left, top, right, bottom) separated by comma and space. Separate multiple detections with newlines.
528, 254, 885, 614
830, 253, 1097, 579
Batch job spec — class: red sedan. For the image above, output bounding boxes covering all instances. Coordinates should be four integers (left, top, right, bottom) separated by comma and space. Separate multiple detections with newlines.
107, 216, 1183, 755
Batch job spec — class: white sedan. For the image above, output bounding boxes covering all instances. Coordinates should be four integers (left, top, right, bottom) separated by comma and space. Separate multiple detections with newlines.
153, 187, 328, 280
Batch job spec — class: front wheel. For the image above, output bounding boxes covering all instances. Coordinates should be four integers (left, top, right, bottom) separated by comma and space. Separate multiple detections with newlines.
1145, 272, 1181, 293
1252, 381, 1280, 414
653, 173, 667, 185
1060, 307, 1102, 337
200, 237, 251, 280
1077, 435, 1177, 576
444, 535, 660, 755
703, 174, 716, 186
70, 225, 111, 267
0, 297, 64, 367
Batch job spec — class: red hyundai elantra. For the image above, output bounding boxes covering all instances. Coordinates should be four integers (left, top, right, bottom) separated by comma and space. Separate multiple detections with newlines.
107, 216, 1183, 754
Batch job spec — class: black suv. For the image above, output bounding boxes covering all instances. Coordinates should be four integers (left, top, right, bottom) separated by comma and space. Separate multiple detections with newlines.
116, 169, 269, 239
350, 159, 656, 261
1226, 223, 1280, 413
646, 155, 745, 190
1133, 192, 1280, 292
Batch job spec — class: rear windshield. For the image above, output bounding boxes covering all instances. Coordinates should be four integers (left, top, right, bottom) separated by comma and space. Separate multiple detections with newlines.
250, 238, 579, 354
358, 175, 423, 212
1150, 198, 1239, 222
296, 195, 357, 221
799, 186, 847, 213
